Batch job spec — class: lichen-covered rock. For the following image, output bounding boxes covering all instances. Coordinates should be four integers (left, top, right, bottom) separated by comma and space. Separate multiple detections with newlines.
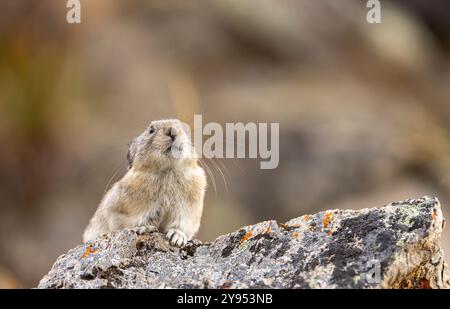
38, 196, 449, 289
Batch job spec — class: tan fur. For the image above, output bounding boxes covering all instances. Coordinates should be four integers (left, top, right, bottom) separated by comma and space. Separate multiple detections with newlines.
83, 119, 207, 247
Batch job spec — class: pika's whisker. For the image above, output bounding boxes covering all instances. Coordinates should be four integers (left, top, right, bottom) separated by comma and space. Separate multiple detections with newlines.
231, 158, 245, 174
199, 158, 217, 194
214, 158, 231, 182
208, 157, 229, 193
104, 163, 125, 193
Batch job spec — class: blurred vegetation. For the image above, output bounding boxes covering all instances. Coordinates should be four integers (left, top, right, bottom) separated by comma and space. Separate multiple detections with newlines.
0, 0, 449, 287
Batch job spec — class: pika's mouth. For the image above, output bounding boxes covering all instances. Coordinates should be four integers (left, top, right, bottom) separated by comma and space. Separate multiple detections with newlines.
165, 144, 182, 155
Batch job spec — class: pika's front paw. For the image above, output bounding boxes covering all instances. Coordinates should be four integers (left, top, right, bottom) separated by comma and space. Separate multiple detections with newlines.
166, 229, 188, 247
132, 225, 158, 235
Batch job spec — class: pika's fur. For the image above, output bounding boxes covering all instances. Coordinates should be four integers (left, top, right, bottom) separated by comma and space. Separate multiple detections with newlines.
83, 119, 207, 247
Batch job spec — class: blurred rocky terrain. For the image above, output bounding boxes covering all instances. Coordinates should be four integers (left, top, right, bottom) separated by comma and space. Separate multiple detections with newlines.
38, 196, 449, 289
1, 0, 450, 287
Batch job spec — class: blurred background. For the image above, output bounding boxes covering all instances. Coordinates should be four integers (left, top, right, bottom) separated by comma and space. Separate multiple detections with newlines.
0, 0, 450, 288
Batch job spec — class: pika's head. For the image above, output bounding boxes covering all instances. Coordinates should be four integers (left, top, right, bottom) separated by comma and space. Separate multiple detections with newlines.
127, 119, 196, 171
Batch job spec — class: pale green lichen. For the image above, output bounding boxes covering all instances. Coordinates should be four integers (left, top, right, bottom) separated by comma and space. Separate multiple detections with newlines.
308, 277, 318, 289
239, 240, 251, 251
396, 239, 405, 247
396, 204, 422, 227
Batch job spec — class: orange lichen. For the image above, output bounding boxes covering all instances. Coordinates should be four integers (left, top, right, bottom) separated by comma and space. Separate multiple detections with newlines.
264, 227, 272, 234
303, 215, 312, 221
420, 279, 431, 289
278, 222, 290, 229
81, 245, 98, 258
432, 209, 438, 222
240, 231, 253, 243
323, 212, 334, 228
292, 224, 300, 228
293, 232, 299, 238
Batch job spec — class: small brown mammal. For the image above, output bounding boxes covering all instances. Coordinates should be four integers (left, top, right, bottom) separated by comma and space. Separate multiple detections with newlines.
83, 119, 207, 247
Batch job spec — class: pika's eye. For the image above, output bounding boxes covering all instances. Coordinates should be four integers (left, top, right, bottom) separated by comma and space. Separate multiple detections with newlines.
149, 127, 156, 134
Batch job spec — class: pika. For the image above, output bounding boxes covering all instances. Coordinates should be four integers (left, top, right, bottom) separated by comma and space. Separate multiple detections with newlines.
83, 119, 207, 247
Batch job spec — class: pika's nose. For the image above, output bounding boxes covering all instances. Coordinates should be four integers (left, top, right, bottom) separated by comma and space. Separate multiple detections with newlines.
165, 127, 177, 141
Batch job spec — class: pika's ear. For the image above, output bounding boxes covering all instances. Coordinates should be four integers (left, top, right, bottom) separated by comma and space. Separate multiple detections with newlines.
127, 139, 137, 170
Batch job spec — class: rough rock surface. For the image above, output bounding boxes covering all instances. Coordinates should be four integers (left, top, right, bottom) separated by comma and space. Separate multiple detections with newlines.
38, 196, 449, 289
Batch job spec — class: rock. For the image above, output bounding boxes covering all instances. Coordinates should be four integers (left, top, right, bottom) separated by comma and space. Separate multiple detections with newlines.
38, 196, 449, 289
